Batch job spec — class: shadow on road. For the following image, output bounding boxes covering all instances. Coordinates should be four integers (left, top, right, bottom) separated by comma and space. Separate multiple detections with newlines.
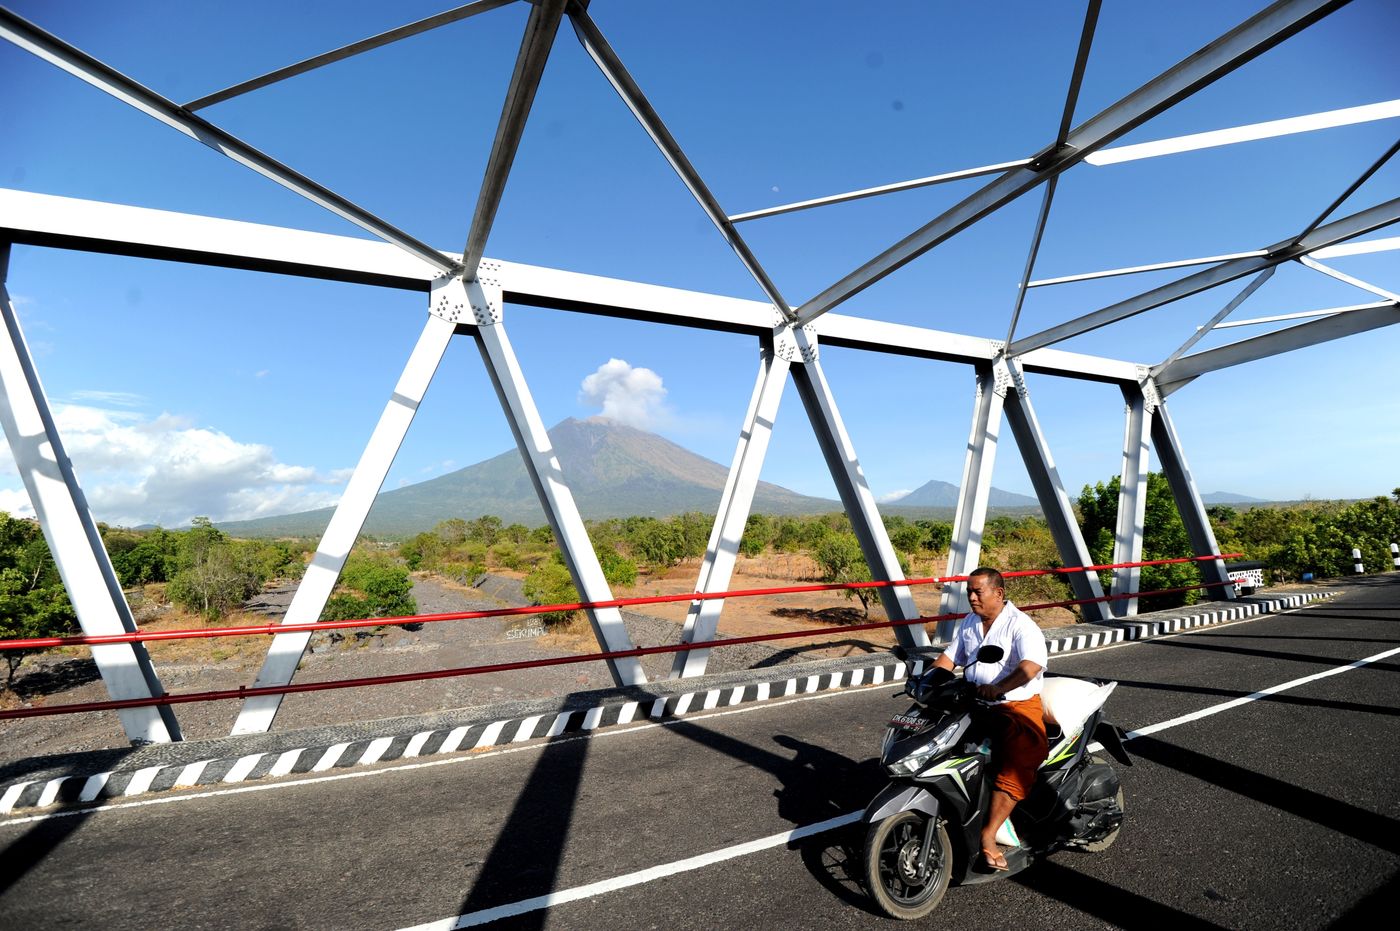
1128, 735, 1400, 855
456, 734, 590, 930
0, 811, 91, 899
656, 720, 886, 915
1330, 871, 1400, 928
1142, 637, 1400, 673
1015, 858, 1233, 930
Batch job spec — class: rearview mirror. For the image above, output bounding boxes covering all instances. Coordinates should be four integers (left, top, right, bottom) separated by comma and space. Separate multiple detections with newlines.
976, 644, 1005, 664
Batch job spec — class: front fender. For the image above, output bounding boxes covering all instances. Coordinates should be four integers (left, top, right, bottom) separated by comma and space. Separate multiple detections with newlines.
862, 782, 941, 825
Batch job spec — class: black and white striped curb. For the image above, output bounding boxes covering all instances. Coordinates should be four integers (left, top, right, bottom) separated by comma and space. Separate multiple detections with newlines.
0, 589, 1333, 814
1044, 590, 1335, 654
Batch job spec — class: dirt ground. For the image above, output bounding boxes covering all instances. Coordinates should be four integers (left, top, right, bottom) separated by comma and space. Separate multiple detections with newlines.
0, 555, 1076, 765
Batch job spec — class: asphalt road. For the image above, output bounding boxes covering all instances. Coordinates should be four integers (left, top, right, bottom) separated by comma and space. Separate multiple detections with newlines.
3, 578, 1398, 930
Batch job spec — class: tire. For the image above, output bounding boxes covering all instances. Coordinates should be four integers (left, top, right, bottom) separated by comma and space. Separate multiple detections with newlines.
1079, 757, 1125, 852
863, 811, 953, 920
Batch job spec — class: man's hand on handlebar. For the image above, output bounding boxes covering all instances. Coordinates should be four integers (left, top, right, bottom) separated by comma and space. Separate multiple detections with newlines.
975, 683, 1004, 702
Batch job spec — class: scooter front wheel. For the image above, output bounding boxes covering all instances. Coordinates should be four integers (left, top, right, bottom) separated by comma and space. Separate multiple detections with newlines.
863, 811, 953, 920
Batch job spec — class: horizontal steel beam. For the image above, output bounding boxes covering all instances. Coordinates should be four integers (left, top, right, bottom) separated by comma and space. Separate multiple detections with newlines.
1009, 194, 1400, 356
0, 7, 459, 277
794, 0, 1350, 324
183, 0, 517, 111
1156, 302, 1400, 386
0, 187, 1143, 382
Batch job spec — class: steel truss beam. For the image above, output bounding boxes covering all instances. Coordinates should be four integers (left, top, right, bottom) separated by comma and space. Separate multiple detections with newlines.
1157, 269, 1276, 373
568, 6, 793, 319
795, 0, 1350, 325
1149, 401, 1235, 600
236, 276, 644, 733
0, 8, 459, 278
462, 0, 567, 277
788, 336, 930, 649
233, 313, 458, 733
1010, 195, 1400, 356
671, 345, 791, 677
1111, 382, 1154, 617
0, 246, 180, 744
183, 0, 518, 111
467, 281, 646, 687
938, 365, 1005, 639
1156, 301, 1400, 390
0, 188, 1146, 384
996, 359, 1109, 622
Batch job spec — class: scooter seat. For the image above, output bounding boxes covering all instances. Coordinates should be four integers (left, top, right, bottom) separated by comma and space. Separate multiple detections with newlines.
1041, 676, 1116, 738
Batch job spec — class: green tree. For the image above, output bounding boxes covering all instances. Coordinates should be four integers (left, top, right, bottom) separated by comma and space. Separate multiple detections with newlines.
1077, 473, 1199, 610
165, 518, 266, 619
814, 531, 875, 617
629, 518, 684, 567
522, 562, 580, 626
738, 513, 774, 557
0, 513, 77, 688
320, 552, 417, 623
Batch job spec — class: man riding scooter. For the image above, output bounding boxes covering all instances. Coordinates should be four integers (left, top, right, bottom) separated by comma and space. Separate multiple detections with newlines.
930, 567, 1049, 871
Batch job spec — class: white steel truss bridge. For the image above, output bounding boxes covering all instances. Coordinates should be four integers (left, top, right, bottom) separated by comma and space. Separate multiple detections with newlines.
0, 0, 1396, 744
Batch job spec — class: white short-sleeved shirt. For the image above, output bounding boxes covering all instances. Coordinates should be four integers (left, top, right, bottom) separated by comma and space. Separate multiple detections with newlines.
941, 601, 1048, 702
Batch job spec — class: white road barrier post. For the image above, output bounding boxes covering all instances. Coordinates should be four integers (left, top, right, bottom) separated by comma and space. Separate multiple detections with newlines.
1391, 542, 1399, 569
1352, 547, 1364, 574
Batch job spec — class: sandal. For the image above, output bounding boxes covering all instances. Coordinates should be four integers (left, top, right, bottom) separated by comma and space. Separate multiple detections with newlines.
982, 847, 1010, 872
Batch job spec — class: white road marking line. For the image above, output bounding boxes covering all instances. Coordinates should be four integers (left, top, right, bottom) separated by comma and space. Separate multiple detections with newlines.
1124, 643, 1400, 741
0, 593, 1341, 830
397, 811, 865, 931
402, 635, 1397, 931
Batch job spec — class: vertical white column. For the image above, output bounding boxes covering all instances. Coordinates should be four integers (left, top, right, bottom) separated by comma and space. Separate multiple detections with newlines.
1390, 542, 1398, 570
1352, 548, 1364, 574
672, 343, 790, 678
938, 365, 1004, 641
467, 277, 645, 685
0, 245, 178, 743
997, 357, 1108, 622
1149, 400, 1235, 601
1111, 381, 1154, 617
232, 309, 457, 734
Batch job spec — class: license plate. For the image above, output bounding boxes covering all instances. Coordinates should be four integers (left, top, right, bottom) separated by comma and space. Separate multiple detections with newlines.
889, 712, 926, 731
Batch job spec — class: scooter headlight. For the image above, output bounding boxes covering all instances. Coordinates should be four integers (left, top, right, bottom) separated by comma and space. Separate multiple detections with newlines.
887, 720, 960, 776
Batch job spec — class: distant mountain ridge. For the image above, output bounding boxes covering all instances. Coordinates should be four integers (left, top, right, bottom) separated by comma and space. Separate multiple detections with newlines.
214, 417, 1261, 539
882, 479, 1038, 509
218, 418, 842, 537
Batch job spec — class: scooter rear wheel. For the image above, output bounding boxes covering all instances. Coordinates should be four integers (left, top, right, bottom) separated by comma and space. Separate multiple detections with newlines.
863, 811, 953, 920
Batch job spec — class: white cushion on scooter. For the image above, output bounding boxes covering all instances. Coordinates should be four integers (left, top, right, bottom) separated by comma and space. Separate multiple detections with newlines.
1041, 677, 1116, 736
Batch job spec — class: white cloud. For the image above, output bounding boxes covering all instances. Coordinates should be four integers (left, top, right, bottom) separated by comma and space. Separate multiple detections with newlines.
578, 358, 671, 430
878, 489, 913, 503
0, 404, 346, 527
66, 390, 145, 408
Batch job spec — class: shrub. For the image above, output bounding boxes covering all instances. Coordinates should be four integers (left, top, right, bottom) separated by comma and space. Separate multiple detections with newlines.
522, 562, 579, 626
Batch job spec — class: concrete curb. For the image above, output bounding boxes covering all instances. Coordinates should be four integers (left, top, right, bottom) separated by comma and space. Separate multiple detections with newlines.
0, 588, 1337, 815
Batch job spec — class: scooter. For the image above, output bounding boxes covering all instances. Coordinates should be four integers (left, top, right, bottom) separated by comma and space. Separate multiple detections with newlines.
861, 646, 1132, 920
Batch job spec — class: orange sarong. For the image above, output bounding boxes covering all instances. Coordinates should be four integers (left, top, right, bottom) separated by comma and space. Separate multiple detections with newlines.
985, 695, 1048, 802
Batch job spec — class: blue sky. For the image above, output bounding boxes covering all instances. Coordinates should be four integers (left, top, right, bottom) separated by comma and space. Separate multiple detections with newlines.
1, 0, 1398, 528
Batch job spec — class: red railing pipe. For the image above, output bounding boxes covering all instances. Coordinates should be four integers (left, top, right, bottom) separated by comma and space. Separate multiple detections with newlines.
0, 552, 1242, 652
0, 575, 1245, 721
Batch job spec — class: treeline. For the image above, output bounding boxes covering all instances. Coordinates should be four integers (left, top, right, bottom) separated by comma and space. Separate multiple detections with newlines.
4, 483, 1397, 685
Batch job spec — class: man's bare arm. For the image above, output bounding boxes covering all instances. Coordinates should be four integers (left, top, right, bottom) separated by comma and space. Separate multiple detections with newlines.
975, 659, 1043, 700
